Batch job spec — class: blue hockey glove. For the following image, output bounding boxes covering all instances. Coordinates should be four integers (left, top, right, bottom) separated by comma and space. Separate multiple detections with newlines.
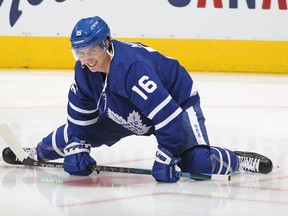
63, 138, 96, 176
152, 146, 181, 183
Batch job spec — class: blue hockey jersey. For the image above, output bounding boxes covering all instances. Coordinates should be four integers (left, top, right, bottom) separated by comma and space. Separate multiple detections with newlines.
67, 40, 200, 155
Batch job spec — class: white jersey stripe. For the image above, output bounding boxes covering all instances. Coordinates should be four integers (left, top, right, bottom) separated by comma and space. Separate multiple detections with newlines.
52, 128, 65, 157
69, 101, 98, 114
67, 114, 99, 126
148, 95, 172, 119
186, 106, 207, 145
212, 147, 223, 174
224, 148, 232, 174
190, 83, 198, 97
63, 124, 69, 143
155, 107, 182, 130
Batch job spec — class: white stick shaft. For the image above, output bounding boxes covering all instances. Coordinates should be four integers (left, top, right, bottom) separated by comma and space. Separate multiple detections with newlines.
211, 174, 231, 181
0, 124, 29, 161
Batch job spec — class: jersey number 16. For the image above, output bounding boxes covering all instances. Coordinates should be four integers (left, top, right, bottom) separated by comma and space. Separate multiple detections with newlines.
132, 75, 157, 100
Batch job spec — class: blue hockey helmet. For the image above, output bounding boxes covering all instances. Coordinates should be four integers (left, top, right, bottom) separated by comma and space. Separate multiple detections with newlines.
70, 16, 111, 50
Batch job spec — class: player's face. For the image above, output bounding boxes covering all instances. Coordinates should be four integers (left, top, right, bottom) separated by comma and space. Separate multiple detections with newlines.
75, 44, 110, 73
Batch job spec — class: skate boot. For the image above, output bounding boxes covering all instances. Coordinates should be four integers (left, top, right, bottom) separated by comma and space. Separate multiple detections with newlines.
234, 151, 273, 174
2, 147, 39, 165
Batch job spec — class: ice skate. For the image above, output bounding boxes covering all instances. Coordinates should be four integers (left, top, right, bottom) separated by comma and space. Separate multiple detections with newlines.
234, 151, 273, 174
2, 147, 39, 165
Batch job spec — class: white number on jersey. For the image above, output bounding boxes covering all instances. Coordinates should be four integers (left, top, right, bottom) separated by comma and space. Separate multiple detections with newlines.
132, 75, 157, 100
70, 80, 78, 95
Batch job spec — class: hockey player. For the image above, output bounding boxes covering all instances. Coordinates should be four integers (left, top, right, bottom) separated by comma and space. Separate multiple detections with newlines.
3, 16, 273, 182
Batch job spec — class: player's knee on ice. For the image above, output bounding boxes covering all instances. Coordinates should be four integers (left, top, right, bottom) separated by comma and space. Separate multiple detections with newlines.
179, 146, 238, 177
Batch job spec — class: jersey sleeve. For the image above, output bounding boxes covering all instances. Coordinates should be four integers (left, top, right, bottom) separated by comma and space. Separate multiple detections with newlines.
124, 61, 185, 156
67, 62, 100, 141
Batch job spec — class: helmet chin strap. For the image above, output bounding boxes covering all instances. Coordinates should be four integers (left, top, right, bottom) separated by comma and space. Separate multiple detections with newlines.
97, 42, 114, 111
106, 40, 115, 61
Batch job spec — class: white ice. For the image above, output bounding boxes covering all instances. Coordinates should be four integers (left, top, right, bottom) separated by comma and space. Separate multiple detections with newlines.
0, 70, 288, 216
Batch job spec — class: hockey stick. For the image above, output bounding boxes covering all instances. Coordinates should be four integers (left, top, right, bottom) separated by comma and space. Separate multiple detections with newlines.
0, 123, 231, 181
89, 164, 232, 181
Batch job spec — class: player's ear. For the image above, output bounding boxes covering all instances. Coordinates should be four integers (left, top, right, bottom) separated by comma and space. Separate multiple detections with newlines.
105, 38, 110, 46
105, 37, 113, 52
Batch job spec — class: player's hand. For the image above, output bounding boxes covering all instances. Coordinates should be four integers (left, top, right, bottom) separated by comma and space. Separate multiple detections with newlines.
152, 145, 181, 183
63, 138, 96, 176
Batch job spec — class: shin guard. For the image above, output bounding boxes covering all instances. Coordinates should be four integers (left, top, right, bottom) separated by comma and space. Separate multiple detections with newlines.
210, 146, 238, 175
179, 146, 238, 178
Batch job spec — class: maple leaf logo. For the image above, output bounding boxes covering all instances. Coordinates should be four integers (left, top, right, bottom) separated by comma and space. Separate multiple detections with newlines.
107, 108, 151, 135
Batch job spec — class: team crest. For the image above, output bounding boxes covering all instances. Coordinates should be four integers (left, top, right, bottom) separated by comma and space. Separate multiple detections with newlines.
107, 108, 151, 135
